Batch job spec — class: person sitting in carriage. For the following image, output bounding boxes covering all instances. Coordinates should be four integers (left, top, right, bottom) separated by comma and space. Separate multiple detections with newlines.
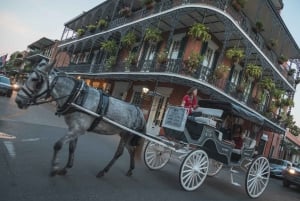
232, 124, 244, 149
181, 87, 199, 115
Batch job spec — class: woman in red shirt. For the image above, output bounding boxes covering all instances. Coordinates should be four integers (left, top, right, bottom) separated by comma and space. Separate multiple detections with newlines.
181, 87, 198, 114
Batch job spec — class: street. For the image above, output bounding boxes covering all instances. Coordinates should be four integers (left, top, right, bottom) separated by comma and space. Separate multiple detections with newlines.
0, 92, 299, 201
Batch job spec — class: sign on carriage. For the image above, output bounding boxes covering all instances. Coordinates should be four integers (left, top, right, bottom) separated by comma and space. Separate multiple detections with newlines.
162, 106, 188, 132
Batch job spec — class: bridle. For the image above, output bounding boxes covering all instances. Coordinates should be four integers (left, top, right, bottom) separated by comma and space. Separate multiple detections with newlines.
17, 69, 70, 106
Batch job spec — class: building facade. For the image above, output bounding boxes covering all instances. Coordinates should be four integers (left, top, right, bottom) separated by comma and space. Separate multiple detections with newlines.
52, 0, 300, 158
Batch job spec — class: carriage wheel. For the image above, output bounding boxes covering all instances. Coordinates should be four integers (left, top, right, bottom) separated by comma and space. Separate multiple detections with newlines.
144, 140, 172, 170
207, 158, 223, 177
179, 149, 209, 191
245, 156, 270, 198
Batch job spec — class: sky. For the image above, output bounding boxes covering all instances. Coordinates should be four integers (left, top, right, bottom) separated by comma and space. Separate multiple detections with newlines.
0, 0, 299, 126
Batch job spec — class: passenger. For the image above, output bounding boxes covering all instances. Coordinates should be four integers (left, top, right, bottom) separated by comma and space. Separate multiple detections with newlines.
232, 125, 243, 149
181, 87, 198, 115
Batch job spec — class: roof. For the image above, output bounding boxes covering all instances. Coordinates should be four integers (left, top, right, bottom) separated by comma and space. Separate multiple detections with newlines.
27, 37, 55, 50
68, 71, 286, 134
286, 132, 300, 146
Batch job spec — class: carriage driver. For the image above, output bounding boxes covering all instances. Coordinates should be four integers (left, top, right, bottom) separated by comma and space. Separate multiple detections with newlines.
181, 87, 199, 115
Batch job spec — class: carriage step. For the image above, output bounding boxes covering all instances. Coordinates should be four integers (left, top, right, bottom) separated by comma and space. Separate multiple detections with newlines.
230, 168, 239, 174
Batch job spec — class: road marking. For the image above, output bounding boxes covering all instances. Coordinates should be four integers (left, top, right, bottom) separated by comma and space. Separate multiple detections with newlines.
0, 132, 16, 139
21, 138, 40, 142
3, 141, 16, 158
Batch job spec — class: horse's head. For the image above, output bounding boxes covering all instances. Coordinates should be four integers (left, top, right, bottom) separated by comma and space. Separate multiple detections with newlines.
15, 60, 54, 109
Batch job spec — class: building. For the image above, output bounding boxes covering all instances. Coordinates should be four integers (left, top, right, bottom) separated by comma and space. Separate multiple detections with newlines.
52, 0, 300, 158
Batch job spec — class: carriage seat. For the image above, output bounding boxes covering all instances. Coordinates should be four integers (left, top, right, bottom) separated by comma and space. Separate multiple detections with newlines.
189, 116, 217, 127
232, 137, 256, 155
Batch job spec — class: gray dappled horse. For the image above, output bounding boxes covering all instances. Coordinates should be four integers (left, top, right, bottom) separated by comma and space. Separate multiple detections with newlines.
15, 60, 146, 177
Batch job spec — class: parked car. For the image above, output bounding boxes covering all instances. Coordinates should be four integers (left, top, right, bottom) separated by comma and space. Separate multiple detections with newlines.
269, 158, 292, 178
282, 164, 300, 188
0, 75, 13, 97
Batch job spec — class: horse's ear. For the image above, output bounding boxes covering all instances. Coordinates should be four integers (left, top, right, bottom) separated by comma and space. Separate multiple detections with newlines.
37, 59, 55, 73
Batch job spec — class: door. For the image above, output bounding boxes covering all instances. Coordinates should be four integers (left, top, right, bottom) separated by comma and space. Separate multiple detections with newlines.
146, 87, 173, 136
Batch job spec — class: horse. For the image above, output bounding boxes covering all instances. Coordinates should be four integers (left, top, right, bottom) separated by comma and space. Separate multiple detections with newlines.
15, 60, 146, 177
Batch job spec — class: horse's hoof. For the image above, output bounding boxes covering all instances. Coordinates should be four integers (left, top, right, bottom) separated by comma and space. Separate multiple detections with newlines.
126, 171, 133, 177
96, 171, 104, 178
56, 168, 67, 175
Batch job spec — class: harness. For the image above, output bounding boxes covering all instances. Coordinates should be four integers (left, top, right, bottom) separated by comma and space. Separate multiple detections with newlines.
53, 76, 109, 131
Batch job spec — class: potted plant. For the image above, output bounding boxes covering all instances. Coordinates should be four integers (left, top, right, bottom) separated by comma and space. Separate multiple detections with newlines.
226, 47, 245, 63
282, 98, 294, 107
100, 40, 118, 55
87, 24, 96, 33
231, 0, 247, 12
245, 63, 262, 81
76, 28, 85, 37
252, 21, 264, 33
188, 23, 211, 42
142, 0, 155, 9
121, 31, 137, 49
278, 54, 288, 64
119, 6, 132, 17
124, 52, 138, 71
236, 79, 246, 93
185, 51, 204, 73
157, 50, 168, 64
266, 39, 278, 50
214, 64, 230, 79
97, 19, 108, 30
259, 77, 275, 92
272, 88, 284, 100
144, 27, 162, 44
105, 56, 117, 70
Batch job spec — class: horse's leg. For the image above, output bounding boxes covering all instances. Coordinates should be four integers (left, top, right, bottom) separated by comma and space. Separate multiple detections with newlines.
125, 142, 135, 177
55, 138, 78, 176
50, 132, 79, 177
96, 136, 126, 177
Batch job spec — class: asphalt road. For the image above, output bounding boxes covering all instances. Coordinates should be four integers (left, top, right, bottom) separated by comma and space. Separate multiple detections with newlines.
0, 92, 299, 201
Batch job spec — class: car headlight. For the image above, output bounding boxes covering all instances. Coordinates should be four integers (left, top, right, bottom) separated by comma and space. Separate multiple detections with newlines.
288, 168, 296, 174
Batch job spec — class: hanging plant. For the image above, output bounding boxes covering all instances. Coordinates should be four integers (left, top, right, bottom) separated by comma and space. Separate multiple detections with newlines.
266, 39, 278, 50
252, 21, 264, 33
121, 31, 137, 49
231, 0, 247, 12
76, 28, 85, 37
124, 52, 138, 68
245, 63, 262, 81
282, 98, 294, 107
226, 47, 245, 62
214, 64, 230, 79
272, 88, 284, 100
142, 0, 155, 9
259, 77, 275, 92
278, 54, 288, 64
105, 56, 117, 70
97, 19, 108, 29
119, 6, 132, 17
100, 40, 118, 55
188, 23, 211, 42
144, 27, 162, 44
87, 24, 97, 33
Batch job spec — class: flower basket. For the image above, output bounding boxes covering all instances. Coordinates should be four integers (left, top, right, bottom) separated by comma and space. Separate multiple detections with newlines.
226, 47, 244, 63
